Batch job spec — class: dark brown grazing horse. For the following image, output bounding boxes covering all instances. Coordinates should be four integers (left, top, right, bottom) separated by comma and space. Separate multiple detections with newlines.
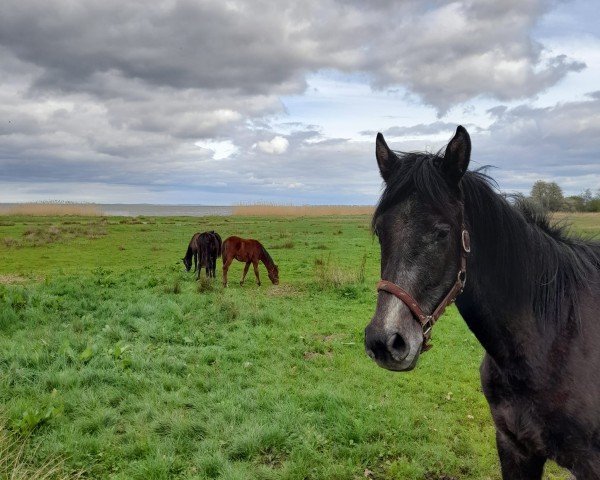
222, 236, 279, 287
365, 126, 600, 479
196, 231, 222, 279
182, 232, 201, 272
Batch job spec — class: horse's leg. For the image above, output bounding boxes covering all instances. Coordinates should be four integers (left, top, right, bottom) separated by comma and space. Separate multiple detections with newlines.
193, 252, 197, 273
252, 259, 261, 286
496, 430, 545, 480
223, 257, 232, 287
240, 261, 251, 286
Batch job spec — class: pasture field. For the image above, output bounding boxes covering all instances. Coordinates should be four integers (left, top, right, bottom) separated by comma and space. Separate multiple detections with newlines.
2, 213, 597, 479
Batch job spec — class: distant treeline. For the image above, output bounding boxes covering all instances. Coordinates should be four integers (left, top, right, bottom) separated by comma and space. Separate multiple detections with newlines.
529, 180, 600, 212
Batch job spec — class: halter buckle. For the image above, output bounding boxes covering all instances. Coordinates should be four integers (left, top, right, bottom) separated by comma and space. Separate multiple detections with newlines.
423, 316, 434, 337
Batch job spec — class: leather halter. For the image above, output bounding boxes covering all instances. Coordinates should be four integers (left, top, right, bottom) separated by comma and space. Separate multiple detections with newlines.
377, 226, 471, 352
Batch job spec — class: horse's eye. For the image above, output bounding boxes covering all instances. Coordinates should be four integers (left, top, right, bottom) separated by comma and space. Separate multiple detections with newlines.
434, 225, 450, 240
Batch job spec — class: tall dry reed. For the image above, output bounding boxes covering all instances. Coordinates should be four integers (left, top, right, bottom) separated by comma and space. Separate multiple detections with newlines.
0, 203, 103, 216
232, 204, 373, 217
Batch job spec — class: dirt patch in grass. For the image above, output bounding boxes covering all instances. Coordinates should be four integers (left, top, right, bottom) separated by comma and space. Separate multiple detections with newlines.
266, 284, 303, 298
0, 274, 30, 285
303, 350, 333, 361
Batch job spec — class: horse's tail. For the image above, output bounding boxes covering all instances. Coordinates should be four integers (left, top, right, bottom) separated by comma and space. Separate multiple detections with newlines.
199, 235, 209, 267
214, 233, 222, 258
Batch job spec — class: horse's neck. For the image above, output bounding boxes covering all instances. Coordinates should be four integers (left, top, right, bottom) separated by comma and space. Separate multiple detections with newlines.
456, 203, 545, 367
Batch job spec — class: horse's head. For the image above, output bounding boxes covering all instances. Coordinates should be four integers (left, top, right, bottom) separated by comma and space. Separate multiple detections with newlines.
268, 264, 279, 285
365, 126, 471, 371
182, 256, 192, 271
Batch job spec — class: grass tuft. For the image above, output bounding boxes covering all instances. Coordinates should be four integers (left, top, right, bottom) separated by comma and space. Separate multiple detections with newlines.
314, 253, 367, 289
272, 240, 294, 249
0, 413, 84, 479
196, 276, 215, 293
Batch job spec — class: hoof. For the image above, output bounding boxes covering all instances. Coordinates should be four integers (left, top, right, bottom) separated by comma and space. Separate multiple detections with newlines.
239, 281, 244, 286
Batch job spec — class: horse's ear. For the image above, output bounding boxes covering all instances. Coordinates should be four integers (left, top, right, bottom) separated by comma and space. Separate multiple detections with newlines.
376, 133, 398, 182
442, 125, 471, 183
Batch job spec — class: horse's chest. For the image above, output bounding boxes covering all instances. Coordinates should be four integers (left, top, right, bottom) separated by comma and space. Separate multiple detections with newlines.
480, 355, 596, 462
481, 357, 560, 455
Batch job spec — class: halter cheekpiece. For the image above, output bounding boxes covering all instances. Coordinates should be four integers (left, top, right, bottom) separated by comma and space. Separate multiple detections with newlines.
376, 225, 470, 352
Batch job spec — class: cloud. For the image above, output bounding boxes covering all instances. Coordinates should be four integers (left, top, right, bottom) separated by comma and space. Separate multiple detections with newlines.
0, 0, 595, 203
374, 93, 600, 195
0, 1, 583, 112
254, 136, 289, 154
195, 140, 239, 160
361, 121, 460, 138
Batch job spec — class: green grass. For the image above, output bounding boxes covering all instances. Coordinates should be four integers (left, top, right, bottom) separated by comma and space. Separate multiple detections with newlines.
2, 214, 593, 479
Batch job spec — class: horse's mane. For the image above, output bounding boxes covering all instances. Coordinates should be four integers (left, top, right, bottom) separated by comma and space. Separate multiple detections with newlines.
260, 244, 275, 268
374, 150, 600, 329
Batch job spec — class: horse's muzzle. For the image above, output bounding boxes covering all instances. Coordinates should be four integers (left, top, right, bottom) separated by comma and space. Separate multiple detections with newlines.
364, 321, 421, 371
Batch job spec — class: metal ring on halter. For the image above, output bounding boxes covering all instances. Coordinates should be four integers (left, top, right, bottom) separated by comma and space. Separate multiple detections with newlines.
462, 230, 471, 253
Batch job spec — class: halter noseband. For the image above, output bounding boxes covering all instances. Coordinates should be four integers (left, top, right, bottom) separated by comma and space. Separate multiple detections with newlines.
376, 225, 471, 352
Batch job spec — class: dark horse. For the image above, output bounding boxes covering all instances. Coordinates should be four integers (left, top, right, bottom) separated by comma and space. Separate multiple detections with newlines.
196, 231, 222, 279
365, 126, 600, 479
182, 232, 201, 272
222, 236, 279, 287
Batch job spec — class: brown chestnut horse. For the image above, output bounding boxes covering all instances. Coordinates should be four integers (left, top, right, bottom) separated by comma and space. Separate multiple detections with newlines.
222, 236, 279, 287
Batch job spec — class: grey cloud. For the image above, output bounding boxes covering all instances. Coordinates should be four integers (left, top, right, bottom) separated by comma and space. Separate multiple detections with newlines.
471, 96, 600, 193
0, 0, 595, 204
0, 0, 584, 112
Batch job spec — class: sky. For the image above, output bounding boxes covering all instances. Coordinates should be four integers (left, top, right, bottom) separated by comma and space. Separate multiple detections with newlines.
0, 0, 598, 205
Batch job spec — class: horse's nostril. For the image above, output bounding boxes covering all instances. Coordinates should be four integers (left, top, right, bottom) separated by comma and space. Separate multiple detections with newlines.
365, 337, 389, 362
387, 333, 410, 362
390, 333, 406, 352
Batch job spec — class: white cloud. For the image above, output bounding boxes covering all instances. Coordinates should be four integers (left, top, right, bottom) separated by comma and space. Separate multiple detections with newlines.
253, 136, 289, 154
195, 139, 239, 160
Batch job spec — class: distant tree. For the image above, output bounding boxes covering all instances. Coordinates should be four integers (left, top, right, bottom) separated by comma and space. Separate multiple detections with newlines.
588, 197, 600, 212
530, 180, 564, 211
578, 188, 600, 212
564, 195, 584, 212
